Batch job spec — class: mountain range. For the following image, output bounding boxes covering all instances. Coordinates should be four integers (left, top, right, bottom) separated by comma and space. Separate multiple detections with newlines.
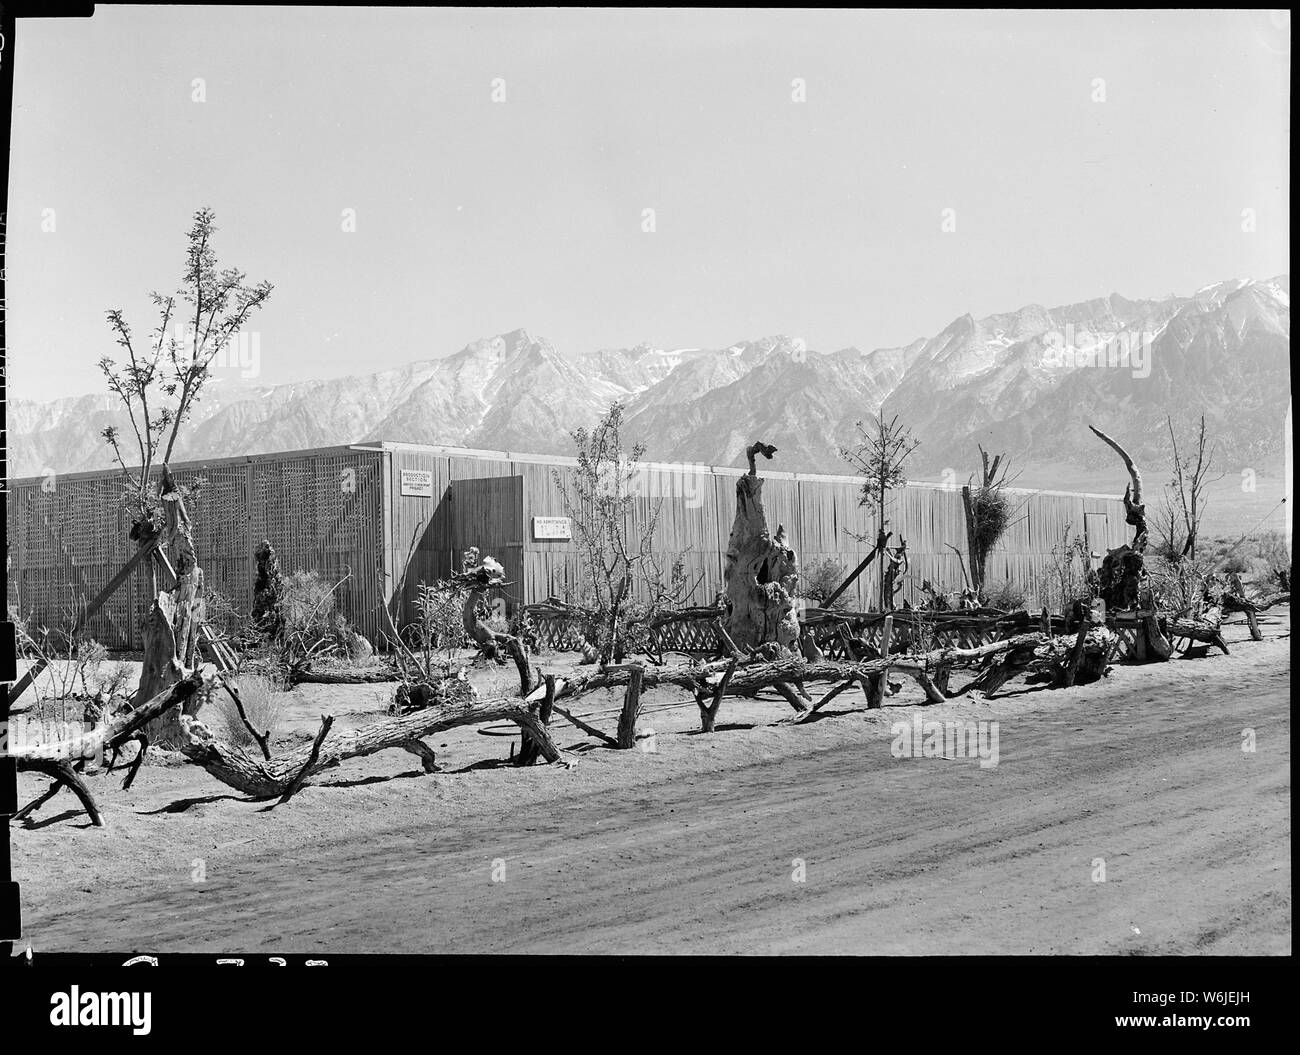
8, 277, 1290, 497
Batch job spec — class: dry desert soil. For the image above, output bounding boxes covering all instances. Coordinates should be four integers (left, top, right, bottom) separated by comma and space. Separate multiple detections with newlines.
10, 609, 1291, 955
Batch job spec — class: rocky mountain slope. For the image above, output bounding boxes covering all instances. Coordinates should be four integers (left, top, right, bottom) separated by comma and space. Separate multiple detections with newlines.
8, 278, 1289, 491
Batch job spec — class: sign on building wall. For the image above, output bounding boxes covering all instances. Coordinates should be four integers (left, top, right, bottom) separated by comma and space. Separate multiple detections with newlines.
532, 516, 572, 540
399, 468, 435, 498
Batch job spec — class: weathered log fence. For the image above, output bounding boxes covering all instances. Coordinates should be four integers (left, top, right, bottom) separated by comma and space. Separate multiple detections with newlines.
9, 586, 1286, 827
524, 597, 1263, 666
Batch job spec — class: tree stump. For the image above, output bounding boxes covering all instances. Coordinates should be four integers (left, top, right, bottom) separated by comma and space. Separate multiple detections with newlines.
721, 442, 800, 653
1089, 426, 1149, 612
136, 468, 208, 746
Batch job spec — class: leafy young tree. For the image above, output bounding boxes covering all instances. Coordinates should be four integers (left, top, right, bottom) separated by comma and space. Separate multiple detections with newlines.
97, 208, 273, 742
100, 206, 273, 527
798, 556, 852, 611
839, 411, 920, 609
553, 402, 696, 664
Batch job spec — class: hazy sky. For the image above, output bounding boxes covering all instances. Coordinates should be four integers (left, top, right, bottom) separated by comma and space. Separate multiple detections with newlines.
7, 7, 1290, 403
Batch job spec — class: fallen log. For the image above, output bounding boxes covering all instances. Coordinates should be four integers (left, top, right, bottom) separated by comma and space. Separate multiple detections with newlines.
1223, 574, 1263, 641
275, 715, 335, 805
696, 658, 738, 732
968, 627, 1117, 696
550, 702, 619, 747
11, 671, 214, 826
13, 759, 103, 827
773, 681, 813, 713
516, 673, 558, 766
531, 633, 1054, 708
1167, 611, 1229, 655
517, 630, 1119, 734
1222, 587, 1288, 620
290, 666, 399, 685
174, 694, 567, 799
8, 670, 211, 765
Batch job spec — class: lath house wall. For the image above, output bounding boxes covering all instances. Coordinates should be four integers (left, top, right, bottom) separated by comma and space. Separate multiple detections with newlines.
7, 439, 1128, 651
7, 446, 385, 650
376, 441, 1129, 626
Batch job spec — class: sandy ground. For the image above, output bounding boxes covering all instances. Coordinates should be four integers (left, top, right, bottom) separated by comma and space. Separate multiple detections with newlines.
10, 610, 1290, 955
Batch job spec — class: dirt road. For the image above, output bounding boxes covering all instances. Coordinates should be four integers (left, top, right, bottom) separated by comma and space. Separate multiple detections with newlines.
17, 619, 1290, 955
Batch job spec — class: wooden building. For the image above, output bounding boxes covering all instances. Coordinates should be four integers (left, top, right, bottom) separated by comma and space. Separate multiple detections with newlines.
6, 440, 1130, 650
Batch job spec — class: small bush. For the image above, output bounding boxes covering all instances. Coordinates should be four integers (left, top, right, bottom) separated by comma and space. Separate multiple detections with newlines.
1218, 553, 1250, 575
1251, 530, 1291, 579
9, 600, 130, 718
268, 568, 370, 670
982, 580, 1029, 612
409, 581, 468, 658
218, 672, 286, 748
1033, 528, 1095, 615
799, 557, 850, 610
1146, 554, 1216, 614
203, 585, 244, 640
280, 570, 339, 642
94, 660, 133, 701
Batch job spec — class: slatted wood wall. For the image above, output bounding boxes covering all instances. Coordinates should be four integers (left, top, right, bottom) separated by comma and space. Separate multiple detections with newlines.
7, 441, 1127, 652
6, 447, 385, 650
379, 442, 1129, 624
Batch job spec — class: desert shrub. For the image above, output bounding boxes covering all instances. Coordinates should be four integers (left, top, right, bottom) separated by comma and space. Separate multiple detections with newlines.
1146, 554, 1217, 614
280, 570, 339, 641
799, 557, 850, 610
218, 672, 286, 749
917, 578, 975, 611
897, 614, 939, 654
408, 580, 468, 660
269, 569, 368, 670
982, 580, 1029, 612
94, 660, 133, 701
1250, 531, 1291, 581
1218, 553, 1250, 575
8, 601, 128, 720
1033, 527, 1095, 616
203, 584, 244, 640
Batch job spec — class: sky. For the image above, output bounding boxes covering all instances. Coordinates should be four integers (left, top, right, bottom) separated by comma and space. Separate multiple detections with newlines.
6, 7, 1291, 403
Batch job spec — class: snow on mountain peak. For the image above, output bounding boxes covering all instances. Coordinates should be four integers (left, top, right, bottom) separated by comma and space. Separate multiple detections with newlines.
8, 278, 1287, 485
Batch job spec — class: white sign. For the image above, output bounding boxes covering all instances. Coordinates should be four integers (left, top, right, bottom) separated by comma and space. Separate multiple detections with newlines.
532, 516, 572, 540
399, 468, 434, 498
